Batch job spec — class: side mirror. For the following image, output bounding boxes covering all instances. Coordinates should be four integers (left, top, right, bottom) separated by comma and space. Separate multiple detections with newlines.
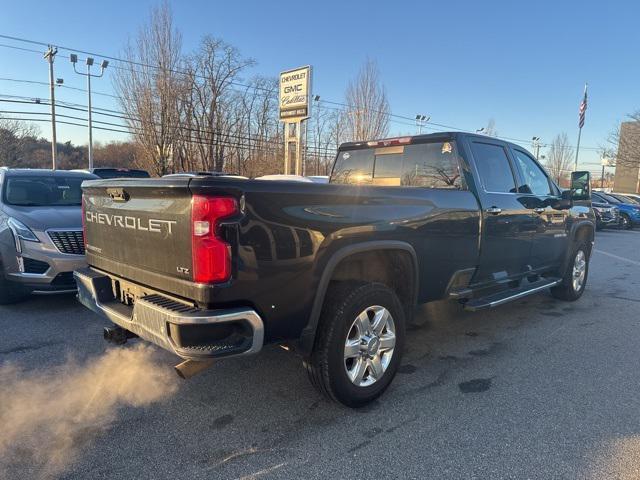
570, 171, 591, 201
551, 190, 573, 210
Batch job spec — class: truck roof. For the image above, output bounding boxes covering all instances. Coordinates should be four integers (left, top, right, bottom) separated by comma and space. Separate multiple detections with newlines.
0, 168, 97, 179
338, 131, 512, 151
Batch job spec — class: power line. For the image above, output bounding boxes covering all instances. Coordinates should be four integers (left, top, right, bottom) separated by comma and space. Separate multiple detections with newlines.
0, 95, 326, 153
0, 34, 604, 153
1, 107, 337, 156
0, 76, 119, 98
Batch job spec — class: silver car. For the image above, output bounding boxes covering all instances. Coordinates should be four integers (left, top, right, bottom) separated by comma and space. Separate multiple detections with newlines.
0, 168, 96, 303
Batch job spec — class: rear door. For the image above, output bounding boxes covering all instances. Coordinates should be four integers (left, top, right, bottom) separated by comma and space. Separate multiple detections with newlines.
466, 139, 537, 285
82, 179, 194, 282
510, 147, 569, 271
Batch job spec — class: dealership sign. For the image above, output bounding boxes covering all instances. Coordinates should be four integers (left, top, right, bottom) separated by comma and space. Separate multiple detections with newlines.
279, 66, 311, 121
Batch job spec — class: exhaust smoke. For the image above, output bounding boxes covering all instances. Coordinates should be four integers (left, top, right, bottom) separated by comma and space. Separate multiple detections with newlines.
0, 344, 177, 479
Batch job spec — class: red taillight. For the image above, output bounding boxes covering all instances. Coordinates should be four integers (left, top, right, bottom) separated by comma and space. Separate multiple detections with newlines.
191, 195, 238, 284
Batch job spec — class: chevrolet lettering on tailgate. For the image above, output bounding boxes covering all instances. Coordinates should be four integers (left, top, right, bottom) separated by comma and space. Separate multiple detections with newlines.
85, 211, 177, 234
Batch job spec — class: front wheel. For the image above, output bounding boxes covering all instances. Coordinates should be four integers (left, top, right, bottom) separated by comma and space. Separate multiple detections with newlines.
621, 213, 633, 230
550, 243, 590, 301
0, 273, 29, 305
304, 282, 405, 407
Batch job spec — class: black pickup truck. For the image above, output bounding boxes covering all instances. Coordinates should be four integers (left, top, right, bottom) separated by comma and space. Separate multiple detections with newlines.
75, 132, 595, 406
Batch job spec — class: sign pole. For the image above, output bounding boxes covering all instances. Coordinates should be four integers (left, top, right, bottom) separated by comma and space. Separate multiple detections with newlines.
284, 125, 290, 174
295, 120, 303, 175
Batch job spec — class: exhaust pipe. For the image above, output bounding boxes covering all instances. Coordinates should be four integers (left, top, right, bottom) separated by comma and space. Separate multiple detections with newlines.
174, 359, 215, 379
103, 326, 137, 345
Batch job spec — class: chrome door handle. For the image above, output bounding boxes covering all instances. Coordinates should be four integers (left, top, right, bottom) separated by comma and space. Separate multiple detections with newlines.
533, 207, 546, 213
485, 207, 502, 215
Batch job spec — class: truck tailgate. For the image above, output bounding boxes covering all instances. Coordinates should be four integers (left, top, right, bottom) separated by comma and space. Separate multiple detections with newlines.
82, 179, 193, 282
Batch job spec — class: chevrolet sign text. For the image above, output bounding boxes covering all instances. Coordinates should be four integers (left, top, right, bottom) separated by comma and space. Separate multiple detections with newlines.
85, 211, 177, 234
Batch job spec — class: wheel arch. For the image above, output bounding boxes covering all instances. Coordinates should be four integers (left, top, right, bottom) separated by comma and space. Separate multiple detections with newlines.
560, 220, 595, 274
298, 241, 419, 356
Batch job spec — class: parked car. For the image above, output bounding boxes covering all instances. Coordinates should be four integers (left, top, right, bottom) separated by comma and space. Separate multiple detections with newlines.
614, 192, 640, 203
163, 172, 248, 179
76, 132, 595, 406
307, 176, 330, 183
255, 174, 314, 182
592, 191, 640, 229
608, 192, 640, 205
591, 199, 619, 230
73, 168, 151, 179
0, 168, 96, 303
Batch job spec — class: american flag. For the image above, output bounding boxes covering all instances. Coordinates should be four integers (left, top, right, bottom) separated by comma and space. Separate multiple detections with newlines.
578, 85, 588, 129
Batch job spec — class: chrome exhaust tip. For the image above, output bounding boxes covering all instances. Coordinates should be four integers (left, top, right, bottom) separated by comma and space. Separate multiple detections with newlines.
174, 359, 215, 379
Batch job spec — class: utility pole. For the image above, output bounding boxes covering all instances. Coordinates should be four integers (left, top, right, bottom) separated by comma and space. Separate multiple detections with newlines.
44, 46, 58, 169
601, 156, 609, 189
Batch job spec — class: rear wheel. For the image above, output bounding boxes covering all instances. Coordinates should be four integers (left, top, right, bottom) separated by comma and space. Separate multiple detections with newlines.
550, 242, 589, 301
304, 282, 405, 407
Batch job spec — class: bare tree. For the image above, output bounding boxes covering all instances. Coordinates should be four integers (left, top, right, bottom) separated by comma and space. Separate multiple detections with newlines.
114, 1, 183, 176
343, 60, 390, 142
545, 132, 574, 184
0, 117, 41, 167
305, 103, 336, 176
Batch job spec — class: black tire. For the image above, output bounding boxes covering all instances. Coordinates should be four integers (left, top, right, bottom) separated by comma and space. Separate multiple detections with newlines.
0, 273, 29, 305
304, 281, 406, 407
550, 242, 590, 301
621, 213, 632, 230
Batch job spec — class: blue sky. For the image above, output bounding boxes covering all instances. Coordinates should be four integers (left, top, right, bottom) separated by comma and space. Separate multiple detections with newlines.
1, 0, 639, 172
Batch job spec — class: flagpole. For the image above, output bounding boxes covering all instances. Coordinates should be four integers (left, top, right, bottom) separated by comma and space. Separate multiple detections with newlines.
574, 83, 587, 170
574, 127, 582, 171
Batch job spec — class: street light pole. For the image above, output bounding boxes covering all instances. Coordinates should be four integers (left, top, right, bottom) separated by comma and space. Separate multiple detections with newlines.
86, 62, 93, 168
532, 137, 541, 159
70, 54, 108, 170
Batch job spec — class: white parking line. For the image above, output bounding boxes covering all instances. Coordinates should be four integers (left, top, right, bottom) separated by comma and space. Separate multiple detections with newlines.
594, 249, 640, 266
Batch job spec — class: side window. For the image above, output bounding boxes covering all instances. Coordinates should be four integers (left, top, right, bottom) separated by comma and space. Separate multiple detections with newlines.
401, 142, 462, 189
331, 150, 374, 184
512, 150, 552, 196
470, 142, 517, 193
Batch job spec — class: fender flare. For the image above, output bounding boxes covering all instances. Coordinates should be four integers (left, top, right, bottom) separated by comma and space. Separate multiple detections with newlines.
562, 220, 595, 271
298, 240, 419, 356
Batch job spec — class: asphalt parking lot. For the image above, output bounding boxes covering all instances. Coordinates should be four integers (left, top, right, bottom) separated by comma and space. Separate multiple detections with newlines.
2, 229, 640, 480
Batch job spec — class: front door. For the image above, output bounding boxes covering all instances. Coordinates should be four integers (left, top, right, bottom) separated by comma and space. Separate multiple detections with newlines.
466, 139, 538, 286
510, 148, 570, 271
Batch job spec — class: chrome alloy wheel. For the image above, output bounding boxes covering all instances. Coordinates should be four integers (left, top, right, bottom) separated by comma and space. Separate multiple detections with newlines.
572, 250, 587, 292
344, 305, 396, 387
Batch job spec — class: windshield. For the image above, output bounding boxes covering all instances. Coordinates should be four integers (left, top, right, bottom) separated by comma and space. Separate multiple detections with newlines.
611, 193, 639, 204
593, 192, 620, 204
3, 176, 86, 206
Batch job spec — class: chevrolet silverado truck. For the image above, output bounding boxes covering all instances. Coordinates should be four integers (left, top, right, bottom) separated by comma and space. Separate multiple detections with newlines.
75, 132, 595, 407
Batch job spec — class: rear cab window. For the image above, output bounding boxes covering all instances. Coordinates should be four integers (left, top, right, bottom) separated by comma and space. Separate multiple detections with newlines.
330, 140, 463, 189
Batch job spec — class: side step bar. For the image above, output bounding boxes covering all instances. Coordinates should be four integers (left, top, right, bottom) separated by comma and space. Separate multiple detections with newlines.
463, 278, 561, 312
